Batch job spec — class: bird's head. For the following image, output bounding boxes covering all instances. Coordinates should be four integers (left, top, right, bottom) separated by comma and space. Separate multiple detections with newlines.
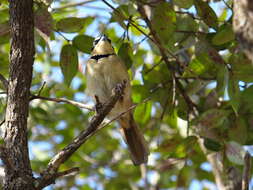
91, 34, 114, 55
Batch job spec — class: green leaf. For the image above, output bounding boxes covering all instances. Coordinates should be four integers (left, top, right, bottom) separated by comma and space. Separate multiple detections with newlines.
212, 24, 235, 45
218, 8, 228, 22
194, 0, 218, 30
228, 75, 240, 115
34, 7, 52, 38
112, 0, 128, 4
151, 2, 176, 44
72, 34, 94, 54
118, 42, 133, 69
56, 17, 91, 33
110, 5, 129, 29
134, 101, 152, 124
185, 80, 205, 95
216, 65, 228, 97
132, 85, 149, 102
240, 86, 253, 113
167, 109, 178, 129
183, 58, 206, 77
203, 137, 222, 151
228, 118, 248, 144
229, 54, 253, 82
60, 44, 78, 86
174, 0, 193, 9
175, 15, 197, 42
226, 141, 245, 165
197, 109, 230, 129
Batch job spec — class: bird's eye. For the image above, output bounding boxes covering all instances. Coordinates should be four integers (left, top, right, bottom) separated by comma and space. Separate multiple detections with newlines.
108, 39, 111, 43
93, 39, 99, 46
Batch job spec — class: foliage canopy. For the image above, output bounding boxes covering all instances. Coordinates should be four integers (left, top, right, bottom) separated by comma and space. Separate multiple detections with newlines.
0, 0, 252, 189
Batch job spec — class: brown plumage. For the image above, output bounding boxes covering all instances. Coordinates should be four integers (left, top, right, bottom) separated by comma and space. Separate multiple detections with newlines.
85, 34, 149, 165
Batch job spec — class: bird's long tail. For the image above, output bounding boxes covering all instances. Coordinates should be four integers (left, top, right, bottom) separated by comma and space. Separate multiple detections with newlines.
119, 113, 149, 165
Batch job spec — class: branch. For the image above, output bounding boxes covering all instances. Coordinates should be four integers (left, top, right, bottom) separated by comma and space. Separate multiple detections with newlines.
30, 95, 94, 111
242, 152, 251, 190
137, 4, 198, 114
35, 81, 126, 189
101, 97, 151, 128
56, 167, 79, 178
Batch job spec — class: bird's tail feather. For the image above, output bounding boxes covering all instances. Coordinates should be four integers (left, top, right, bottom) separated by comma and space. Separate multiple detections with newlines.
119, 113, 149, 165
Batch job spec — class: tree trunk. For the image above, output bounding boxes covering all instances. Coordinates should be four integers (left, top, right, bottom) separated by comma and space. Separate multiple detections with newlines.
2, 0, 35, 189
233, 0, 253, 62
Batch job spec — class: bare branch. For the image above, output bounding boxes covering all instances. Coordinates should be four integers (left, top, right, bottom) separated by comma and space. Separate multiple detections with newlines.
56, 167, 79, 178
242, 152, 251, 190
35, 81, 126, 189
37, 81, 46, 96
30, 95, 94, 111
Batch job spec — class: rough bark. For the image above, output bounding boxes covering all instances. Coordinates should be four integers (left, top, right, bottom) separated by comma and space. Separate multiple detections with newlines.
2, 0, 35, 189
233, 0, 253, 62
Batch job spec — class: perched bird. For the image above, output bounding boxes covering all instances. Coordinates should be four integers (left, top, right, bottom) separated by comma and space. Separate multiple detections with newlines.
85, 34, 149, 165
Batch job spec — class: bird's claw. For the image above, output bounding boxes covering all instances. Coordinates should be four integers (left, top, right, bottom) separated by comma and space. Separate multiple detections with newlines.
114, 80, 127, 97
94, 95, 103, 114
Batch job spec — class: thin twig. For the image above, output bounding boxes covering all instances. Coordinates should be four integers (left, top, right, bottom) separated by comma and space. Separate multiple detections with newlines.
30, 95, 94, 111
175, 30, 208, 35
101, 97, 151, 128
137, 4, 177, 60
175, 11, 201, 20
242, 152, 251, 190
222, 0, 233, 10
52, 0, 98, 11
0, 120, 5, 127
56, 167, 80, 178
160, 95, 170, 121
144, 58, 163, 74
137, 4, 198, 114
55, 31, 70, 42
36, 82, 126, 189
101, 0, 155, 44
37, 81, 46, 96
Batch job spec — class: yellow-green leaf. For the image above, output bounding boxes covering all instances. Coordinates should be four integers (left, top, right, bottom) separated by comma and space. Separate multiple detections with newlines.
56, 17, 91, 33
212, 25, 235, 45
194, 0, 218, 30
72, 34, 94, 54
118, 42, 133, 69
60, 44, 78, 86
151, 2, 176, 44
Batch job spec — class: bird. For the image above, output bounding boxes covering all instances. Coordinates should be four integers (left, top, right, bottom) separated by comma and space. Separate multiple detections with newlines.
85, 34, 149, 165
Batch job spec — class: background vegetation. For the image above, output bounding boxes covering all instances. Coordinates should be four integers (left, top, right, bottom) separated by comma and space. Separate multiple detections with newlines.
0, 0, 253, 189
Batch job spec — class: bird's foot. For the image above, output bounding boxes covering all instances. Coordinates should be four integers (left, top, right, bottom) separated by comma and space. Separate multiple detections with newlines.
94, 95, 103, 114
114, 80, 127, 100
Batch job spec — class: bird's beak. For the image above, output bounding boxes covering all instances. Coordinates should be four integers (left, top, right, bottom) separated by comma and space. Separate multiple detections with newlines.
100, 34, 108, 41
